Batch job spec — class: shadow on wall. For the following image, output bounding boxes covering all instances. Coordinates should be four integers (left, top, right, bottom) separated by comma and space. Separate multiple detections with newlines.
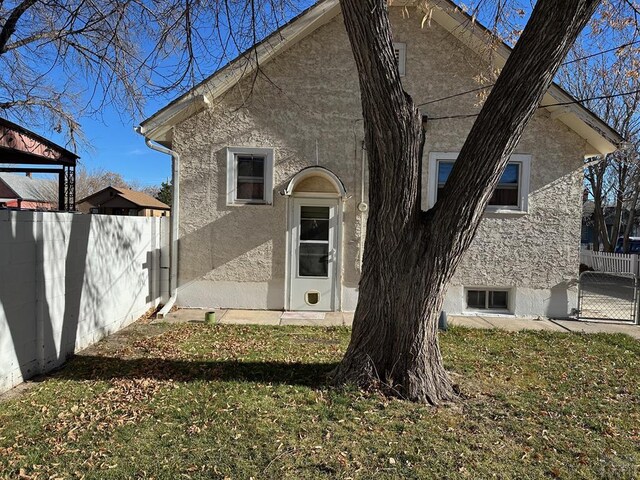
0, 213, 86, 383
178, 148, 291, 309
178, 205, 285, 308
0, 212, 160, 390
546, 281, 573, 318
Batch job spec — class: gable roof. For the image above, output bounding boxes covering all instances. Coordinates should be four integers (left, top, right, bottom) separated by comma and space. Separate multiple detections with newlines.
0, 172, 56, 203
115, 187, 170, 209
77, 186, 170, 210
139, 0, 623, 156
0, 117, 79, 166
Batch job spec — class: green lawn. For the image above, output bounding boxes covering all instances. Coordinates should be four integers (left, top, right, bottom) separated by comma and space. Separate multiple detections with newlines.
0, 322, 638, 479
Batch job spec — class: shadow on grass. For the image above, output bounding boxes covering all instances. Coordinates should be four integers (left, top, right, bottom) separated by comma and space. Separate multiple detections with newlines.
54, 355, 338, 387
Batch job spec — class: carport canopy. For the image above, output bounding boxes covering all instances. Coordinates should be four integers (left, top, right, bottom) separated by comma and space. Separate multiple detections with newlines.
0, 117, 78, 211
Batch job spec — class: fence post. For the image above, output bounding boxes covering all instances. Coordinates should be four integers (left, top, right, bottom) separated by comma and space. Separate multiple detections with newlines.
633, 254, 639, 277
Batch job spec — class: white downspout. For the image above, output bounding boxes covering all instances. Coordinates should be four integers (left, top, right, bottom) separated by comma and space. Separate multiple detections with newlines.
135, 126, 179, 318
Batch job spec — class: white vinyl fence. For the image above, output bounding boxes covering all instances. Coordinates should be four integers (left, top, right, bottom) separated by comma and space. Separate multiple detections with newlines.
0, 210, 169, 393
580, 249, 640, 275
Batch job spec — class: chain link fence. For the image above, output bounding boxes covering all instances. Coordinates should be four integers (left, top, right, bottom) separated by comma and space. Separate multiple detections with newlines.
578, 271, 639, 324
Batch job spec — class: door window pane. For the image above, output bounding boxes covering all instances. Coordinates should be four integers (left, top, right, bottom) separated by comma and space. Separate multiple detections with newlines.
301, 206, 329, 219
300, 219, 329, 241
299, 243, 329, 277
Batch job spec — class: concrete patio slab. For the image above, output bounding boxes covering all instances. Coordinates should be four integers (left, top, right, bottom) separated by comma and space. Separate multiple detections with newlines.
281, 311, 326, 320
219, 310, 280, 325
280, 317, 342, 326
281, 311, 345, 326
157, 308, 228, 324
480, 316, 566, 332
552, 319, 640, 339
343, 312, 354, 326
448, 316, 494, 329
159, 309, 638, 339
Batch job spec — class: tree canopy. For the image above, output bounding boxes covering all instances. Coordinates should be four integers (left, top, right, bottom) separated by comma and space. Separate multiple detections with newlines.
0, 0, 310, 147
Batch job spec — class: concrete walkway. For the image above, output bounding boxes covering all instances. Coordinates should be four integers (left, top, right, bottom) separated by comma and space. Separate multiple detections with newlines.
161, 308, 640, 339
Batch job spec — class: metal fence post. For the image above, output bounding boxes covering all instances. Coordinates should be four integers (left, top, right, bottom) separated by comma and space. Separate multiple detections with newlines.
636, 276, 640, 325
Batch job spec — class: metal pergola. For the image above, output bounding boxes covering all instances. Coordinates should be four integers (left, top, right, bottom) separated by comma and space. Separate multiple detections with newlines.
0, 117, 79, 211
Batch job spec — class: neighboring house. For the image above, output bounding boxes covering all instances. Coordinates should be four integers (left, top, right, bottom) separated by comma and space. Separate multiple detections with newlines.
138, 0, 623, 317
0, 172, 56, 210
582, 200, 640, 248
77, 186, 170, 217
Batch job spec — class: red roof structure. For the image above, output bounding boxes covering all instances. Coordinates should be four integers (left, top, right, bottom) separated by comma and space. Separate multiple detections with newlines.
0, 117, 79, 211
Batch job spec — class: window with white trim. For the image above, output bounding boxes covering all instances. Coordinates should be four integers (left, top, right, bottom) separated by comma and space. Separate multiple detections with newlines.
226, 147, 274, 205
466, 288, 510, 311
393, 42, 406, 77
427, 152, 531, 213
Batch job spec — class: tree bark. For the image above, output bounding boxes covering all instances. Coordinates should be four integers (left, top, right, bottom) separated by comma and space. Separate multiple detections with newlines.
623, 175, 640, 252
0, 0, 37, 54
333, 0, 600, 404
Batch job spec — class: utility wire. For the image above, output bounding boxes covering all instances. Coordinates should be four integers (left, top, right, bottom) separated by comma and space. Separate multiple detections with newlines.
562, 39, 640, 65
427, 87, 640, 121
417, 39, 640, 108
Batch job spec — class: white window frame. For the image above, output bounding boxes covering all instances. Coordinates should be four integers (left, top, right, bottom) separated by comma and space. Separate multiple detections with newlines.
427, 152, 531, 214
393, 42, 406, 77
226, 147, 274, 206
464, 287, 513, 313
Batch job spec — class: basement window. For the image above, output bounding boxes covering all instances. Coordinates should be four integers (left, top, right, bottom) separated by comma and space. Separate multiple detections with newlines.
393, 42, 406, 77
466, 289, 510, 311
427, 152, 531, 213
226, 147, 274, 205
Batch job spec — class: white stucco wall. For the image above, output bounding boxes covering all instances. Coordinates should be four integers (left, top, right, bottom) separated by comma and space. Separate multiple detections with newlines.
0, 211, 168, 393
171, 7, 587, 317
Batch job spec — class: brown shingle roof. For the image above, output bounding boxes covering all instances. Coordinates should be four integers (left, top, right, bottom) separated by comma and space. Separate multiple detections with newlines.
77, 185, 170, 210
112, 187, 170, 210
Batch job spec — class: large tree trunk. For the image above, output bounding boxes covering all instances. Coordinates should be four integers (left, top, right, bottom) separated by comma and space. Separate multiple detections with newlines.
333, 0, 601, 404
623, 176, 640, 252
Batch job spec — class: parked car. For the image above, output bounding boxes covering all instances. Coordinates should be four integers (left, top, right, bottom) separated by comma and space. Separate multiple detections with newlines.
615, 237, 640, 253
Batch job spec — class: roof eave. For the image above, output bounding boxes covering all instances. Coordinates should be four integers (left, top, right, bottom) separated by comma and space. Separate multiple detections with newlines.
141, 0, 622, 156
424, 0, 623, 156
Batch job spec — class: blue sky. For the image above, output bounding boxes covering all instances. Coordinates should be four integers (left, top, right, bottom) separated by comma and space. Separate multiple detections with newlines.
71, 106, 171, 188
32, 0, 316, 189
17, 0, 621, 190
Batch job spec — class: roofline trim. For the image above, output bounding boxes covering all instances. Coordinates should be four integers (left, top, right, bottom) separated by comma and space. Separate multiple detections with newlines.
141, 0, 623, 155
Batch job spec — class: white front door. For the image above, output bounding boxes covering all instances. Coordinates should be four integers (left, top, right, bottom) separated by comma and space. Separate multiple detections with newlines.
288, 198, 340, 311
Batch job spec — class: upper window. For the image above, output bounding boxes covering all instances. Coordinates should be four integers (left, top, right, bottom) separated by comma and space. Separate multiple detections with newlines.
226, 147, 274, 205
393, 42, 406, 77
428, 152, 531, 213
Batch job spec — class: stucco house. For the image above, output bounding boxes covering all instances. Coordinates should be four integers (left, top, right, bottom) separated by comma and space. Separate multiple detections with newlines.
138, 0, 623, 317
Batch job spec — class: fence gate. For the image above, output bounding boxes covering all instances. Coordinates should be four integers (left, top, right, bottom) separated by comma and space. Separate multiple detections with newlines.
577, 271, 639, 324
